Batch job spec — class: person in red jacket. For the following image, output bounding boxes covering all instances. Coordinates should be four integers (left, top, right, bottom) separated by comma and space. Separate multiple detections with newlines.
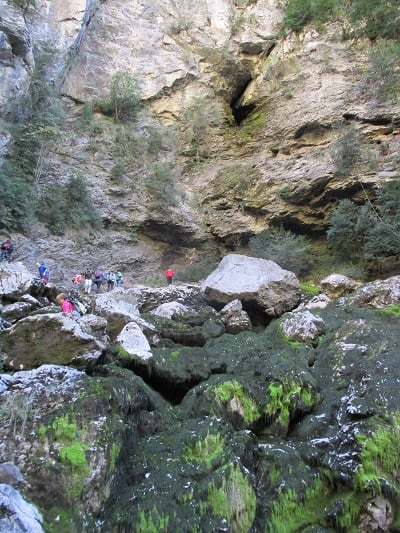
165, 267, 175, 285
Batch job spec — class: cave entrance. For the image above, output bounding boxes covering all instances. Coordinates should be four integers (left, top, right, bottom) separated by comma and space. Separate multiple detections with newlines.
230, 77, 255, 125
231, 103, 256, 125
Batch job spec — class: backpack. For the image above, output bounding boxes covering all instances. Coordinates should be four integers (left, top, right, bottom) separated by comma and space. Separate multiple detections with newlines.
67, 295, 88, 316
107, 271, 116, 282
94, 269, 102, 280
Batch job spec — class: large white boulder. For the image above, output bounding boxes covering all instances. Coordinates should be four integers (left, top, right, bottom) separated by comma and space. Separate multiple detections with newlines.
201, 254, 301, 318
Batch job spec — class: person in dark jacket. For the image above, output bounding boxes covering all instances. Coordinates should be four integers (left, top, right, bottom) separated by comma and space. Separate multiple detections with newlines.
1, 236, 14, 262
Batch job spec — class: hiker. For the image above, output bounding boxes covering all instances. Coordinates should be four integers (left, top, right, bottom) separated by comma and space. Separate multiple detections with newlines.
116, 271, 123, 287
37, 262, 50, 284
106, 271, 116, 291
1, 236, 14, 262
93, 268, 104, 294
56, 293, 75, 314
165, 267, 175, 285
83, 268, 93, 294
72, 273, 82, 287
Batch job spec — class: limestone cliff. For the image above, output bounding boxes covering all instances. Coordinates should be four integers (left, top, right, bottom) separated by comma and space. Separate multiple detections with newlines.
1, 0, 399, 283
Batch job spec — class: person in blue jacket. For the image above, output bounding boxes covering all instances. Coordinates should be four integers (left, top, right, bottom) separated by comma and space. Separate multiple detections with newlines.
36, 262, 50, 284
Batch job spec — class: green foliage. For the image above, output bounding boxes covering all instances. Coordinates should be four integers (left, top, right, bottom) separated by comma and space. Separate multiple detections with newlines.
0, 162, 35, 232
184, 431, 225, 468
359, 41, 400, 103
330, 122, 363, 177
281, 0, 339, 33
1, 43, 65, 232
96, 71, 142, 122
64, 174, 102, 230
354, 413, 400, 494
281, 0, 400, 38
205, 464, 256, 532
9, 0, 36, 12
327, 178, 400, 266
35, 174, 102, 235
169, 15, 193, 34
183, 97, 223, 160
213, 380, 260, 424
348, 0, 400, 40
379, 304, 400, 318
326, 199, 363, 260
249, 226, 314, 277
177, 244, 221, 282
145, 163, 179, 214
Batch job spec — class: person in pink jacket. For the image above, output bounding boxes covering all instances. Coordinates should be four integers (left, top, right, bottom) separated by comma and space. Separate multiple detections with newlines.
56, 293, 75, 314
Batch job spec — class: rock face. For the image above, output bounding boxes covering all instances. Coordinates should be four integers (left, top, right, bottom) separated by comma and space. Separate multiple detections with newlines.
1, 1, 400, 283
201, 253, 301, 318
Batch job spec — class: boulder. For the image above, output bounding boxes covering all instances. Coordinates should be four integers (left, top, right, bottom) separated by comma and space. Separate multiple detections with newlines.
345, 275, 400, 308
220, 299, 252, 334
320, 273, 360, 298
0, 484, 44, 533
0, 262, 33, 297
1, 313, 105, 371
150, 301, 189, 319
201, 254, 301, 318
116, 322, 153, 360
280, 310, 325, 346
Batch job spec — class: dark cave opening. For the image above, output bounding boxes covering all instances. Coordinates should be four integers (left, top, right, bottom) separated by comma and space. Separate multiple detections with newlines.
231, 103, 257, 125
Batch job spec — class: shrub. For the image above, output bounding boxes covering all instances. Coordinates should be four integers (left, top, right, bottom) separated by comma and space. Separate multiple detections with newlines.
348, 0, 400, 40
145, 163, 179, 214
359, 41, 400, 103
327, 178, 400, 265
183, 97, 223, 160
249, 226, 314, 277
330, 123, 363, 177
65, 174, 102, 231
95, 71, 142, 122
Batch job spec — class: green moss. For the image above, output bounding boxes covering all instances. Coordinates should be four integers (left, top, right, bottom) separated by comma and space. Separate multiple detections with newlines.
60, 441, 88, 470
213, 379, 260, 424
205, 464, 256, 532
267, 477, 328, 532
184, 431, 225, 468
300, 280, 320, 297
379, 304, 400, 318
264, 379, 319, 428
53, 414, 78, 440
109, 441, 121, 472
136, 507, 169, 532
354, 413, 400, 495
44, 506, 76, 533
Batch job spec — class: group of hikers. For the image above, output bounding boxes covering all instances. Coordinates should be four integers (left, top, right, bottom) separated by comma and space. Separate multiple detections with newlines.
2, 235, 176, 292
72, 268, 123, 294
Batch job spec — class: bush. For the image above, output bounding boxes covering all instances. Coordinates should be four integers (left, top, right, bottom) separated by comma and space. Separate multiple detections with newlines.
95, 71, 142, 122
145, 164, 179, 214
327, 178, 400, 266
330, 123, 363, 177
348, 0, 400, 40
359, 41, 400, 103
249, 226, 314, 277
